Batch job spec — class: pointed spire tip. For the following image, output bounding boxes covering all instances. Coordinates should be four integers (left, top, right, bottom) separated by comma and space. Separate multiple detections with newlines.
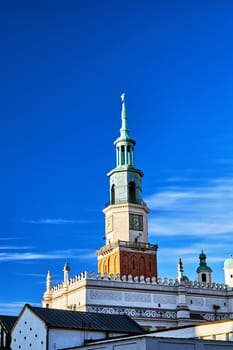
120, 93, 125, 102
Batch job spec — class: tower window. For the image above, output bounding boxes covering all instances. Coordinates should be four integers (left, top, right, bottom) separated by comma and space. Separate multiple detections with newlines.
129, 182, 136, 204
127, 145, 131, 164
121, 146, 125, 164
111, 185, 115, 204
202, 273, 206, 282
149, 261, 152, 273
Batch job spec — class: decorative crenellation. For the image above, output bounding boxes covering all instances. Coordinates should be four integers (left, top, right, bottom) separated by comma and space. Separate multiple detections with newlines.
49, 271, 228, 293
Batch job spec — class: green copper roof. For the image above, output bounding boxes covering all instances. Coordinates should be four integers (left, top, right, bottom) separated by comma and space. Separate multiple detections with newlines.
197, 265, 212, 272
119, 93, 130, 139
196, 250, 212, 273
224, 256, 233, 268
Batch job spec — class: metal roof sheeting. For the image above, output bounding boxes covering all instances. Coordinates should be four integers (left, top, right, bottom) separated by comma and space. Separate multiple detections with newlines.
27, 305, 144, 334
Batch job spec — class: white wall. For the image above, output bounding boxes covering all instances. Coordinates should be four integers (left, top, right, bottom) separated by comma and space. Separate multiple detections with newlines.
49, 329, 108, 350
11, 307, 47, 350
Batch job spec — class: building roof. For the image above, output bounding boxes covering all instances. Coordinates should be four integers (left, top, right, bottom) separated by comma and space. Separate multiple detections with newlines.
0, 315, 17, 333
224, 256, 233, 268
25, 305, 144, 334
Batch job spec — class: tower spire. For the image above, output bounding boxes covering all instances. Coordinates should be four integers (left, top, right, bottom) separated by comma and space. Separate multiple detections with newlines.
120, 93, 130, 139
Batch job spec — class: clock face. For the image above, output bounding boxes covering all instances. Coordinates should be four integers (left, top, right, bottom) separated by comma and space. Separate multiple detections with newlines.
106, 216, 113, 233
129, 214, 143, 231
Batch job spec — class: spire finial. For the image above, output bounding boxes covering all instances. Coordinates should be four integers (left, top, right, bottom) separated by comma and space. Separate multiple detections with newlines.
120, 93, 129, 138
177, 258, 184, 282
46, 270, 52, 291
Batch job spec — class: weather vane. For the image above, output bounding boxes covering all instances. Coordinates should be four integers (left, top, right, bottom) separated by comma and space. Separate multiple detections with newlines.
120, 93, 125, 102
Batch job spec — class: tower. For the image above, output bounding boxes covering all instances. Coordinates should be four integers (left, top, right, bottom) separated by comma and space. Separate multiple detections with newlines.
96, 94, 158, 280
177, 258, 184, 282
196, 250, 212, 284
224, 255, 233, 287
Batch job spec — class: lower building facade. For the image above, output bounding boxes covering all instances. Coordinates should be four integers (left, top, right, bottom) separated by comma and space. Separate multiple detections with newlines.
42, 270, 233, 331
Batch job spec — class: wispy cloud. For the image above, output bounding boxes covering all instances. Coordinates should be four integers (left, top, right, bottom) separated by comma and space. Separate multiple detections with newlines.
0, 249, 96, 262
22, 218, 93, 224
0, 301, 40, 316
0, 246, 33, 250
146, 177, 233, 237
145, 176, 233, 281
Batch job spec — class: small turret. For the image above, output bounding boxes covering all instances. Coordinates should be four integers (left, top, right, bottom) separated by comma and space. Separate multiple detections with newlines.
177, 258, 184, 282
177, 258, 189, 283
46, 270, 52, 291
196, 250, 212, 284
224, 255, 233, 287
63, 262, 70, 285
43, 270, 52, 307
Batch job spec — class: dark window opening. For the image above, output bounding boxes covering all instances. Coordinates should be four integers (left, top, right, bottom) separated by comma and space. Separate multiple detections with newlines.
129, 182, 136, 203
121, 146, 125, 164
127, 145, 131, 164
111, 185, 115, 204
202, 273, 207, 282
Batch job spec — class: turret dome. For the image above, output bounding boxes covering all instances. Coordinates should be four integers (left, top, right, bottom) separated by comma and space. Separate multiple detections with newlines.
224, 256, 233, 268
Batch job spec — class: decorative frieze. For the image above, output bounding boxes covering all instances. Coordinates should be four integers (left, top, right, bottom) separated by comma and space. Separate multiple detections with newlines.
201, 313, 230, 321
87, 305, 177, 320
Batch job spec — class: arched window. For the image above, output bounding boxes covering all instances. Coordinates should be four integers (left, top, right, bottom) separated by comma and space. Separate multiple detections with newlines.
121, 145, 125, 164
149, 260, 152, 273
139, 256, 145, 275
114, 256, 118, 275
129, 182, 136, 203
131, 256, 137, 272
202, 273, 207, 282
127, 145, 131, 165
111, 185, 115, 204
122, 254, 129, 275
103, 262, 107, 273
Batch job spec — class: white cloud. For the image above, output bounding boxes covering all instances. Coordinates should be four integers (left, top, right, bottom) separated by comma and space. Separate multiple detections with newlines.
146, 177, 233, 237
22, 218, 93, 224
0, 249, 96, 262
0, 301, 40, 316
0, 245, 33, 250
144, 177, 233, 282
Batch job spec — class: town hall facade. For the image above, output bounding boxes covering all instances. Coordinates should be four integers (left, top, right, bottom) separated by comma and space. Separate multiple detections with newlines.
42, 95, 233, 331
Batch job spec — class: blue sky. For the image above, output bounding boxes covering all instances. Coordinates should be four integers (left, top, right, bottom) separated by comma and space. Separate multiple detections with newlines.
1, 0, 233, 315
